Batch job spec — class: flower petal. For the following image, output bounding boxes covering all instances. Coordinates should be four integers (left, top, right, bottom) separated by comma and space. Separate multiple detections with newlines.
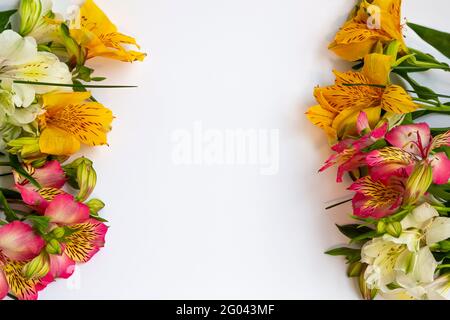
0, 221, 44, 261
48, 253, 76, 279
2, 260, 40, 300
44, 194, 90, 225
381, 85, 418, 114
356, 111, 370, 134
362, 53, 392, 85
14, 160, 66, 189
431, 131, 450, 150
426, 217, 450, 245
39, 126, 81, 156
385, 123, 431, 153
401, 203, 439, 230
0, 271, 9, 300
16, 185, 64, 214
430, 152, 450, 185
63, 219, 108, 263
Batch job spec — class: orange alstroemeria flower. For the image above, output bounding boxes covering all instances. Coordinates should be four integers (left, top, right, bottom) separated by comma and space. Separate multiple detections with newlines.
329, 0, 407, 61
70, 0, 146, 62
38, 91, 114, 156
306, 53, 417, 143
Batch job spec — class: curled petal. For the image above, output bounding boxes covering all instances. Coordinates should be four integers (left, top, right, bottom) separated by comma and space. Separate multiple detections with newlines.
14, 160, 66, 189
366, 147, 415, 179
431, 131, 450, 150
44, 194, 90, 225
0, 221, 45, 261
357, 111, 370, 134
426, 217, 450, 245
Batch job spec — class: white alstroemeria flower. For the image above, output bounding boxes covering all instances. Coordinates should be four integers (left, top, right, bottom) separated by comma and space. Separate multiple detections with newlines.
362, 203, 450, 300
0, 30, 72, 94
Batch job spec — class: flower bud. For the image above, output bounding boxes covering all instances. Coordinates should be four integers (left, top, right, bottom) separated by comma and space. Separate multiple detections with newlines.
359, 264, 377, 300
22, 251, 49, 280
405, 163, 433, 205
386, 221, 402, 238
64, 157, 97, 202
60, 23, 86, 67
376, 220, 386, 234
7, 137, 43, 159
45, 239, 62, 255
19, 0, 42, 36
347, 261, 363, 277
86, 198, 105, 215
51, 227, 65, 239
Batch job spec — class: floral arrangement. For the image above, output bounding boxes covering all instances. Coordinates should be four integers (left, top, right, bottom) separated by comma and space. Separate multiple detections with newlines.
0, 0, 144, 299
307, 0, 450, 300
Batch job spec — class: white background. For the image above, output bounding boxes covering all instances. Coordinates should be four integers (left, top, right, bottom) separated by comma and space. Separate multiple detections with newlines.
2, 0, 450, 299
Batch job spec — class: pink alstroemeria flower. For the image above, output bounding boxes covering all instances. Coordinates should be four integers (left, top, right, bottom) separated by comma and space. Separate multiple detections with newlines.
349, 176, 405, 219
366, 123, 450, 184
0, 221, 46, 300
41, 194, 108, 282
320, 111, 388, 182
14, 160, 66, 213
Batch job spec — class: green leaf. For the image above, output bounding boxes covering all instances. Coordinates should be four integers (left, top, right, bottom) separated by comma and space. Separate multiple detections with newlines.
336, 224, 373, 241
350, 230, 378, 244
395, 71, 439, 102
325, 247, 361, 264
361, 139, 387, 153
91, 77, 107, 82
0, 10, 17, 33
408, 23, 450, 59
26, 215, 50, 234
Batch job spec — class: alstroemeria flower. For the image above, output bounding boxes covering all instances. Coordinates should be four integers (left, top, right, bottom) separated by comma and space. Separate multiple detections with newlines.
329, 0, 406, 61
362, 203, 450, 299
319, 111, 388, 182
350, 176, 405, 218
41, 194, 107, 282
0, 221, 45, 300
19, 0, 62, 45
367, 123, 450, 184
38, 91, 113, 156
0, 30, 71, 95
14, 160, 66, 213
69, 0, 146, 62
306, 53, 417, 143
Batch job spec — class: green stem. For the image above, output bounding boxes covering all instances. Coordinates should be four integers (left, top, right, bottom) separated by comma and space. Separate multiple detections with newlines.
325, 198, 352, 210
11, 80, 137, 89
433, 206, 450, 212
0, 190, 18, 222
437, 264, 450, 269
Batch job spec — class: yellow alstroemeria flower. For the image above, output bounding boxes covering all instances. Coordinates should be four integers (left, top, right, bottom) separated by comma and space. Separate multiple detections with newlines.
329, 0, 406, 61
69, 0, 146, 62
306, 53, 417, 143
38, 91, 113, 156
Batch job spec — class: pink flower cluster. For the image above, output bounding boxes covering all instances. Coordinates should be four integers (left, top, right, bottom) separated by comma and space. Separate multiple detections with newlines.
321, 112, 450, 219
0, 160, 107, 300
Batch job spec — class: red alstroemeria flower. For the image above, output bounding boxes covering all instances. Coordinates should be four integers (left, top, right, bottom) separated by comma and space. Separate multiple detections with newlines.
0, 221, 45, 300
349, 176, 405, 219
14, 160, 67, 213
366, 123, 450, 184
41, 194, 108, 282
320, 111, 388, 182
